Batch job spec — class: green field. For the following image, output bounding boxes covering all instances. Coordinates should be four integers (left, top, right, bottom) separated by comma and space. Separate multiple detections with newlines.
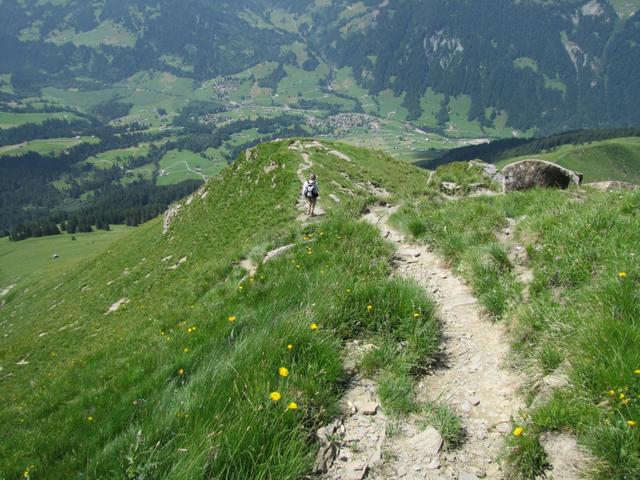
0, 111, 81, 129
497, 137, 640, 183
0, 136, 98, 157
83, 143, 152, 169
47, 20, 137, 48
0, 226, 134, 288
157, 149, 226, 185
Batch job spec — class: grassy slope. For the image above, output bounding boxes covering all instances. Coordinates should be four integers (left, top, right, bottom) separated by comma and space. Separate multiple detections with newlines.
0, 140, 438, 479
0, 111, 81, 129
0, 136, 99, 157
497, 137, 640, 183
0, 226, 134, 287
392, 166, 640, 478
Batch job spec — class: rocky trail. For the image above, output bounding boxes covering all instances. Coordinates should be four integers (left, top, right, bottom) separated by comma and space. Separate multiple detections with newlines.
316, 204, 526, 480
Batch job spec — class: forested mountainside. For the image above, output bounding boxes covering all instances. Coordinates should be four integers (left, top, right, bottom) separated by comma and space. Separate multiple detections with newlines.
1, 0, 639, 133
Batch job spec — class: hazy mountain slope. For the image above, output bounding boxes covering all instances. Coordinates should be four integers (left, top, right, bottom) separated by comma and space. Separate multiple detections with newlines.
1, 0, 639, 132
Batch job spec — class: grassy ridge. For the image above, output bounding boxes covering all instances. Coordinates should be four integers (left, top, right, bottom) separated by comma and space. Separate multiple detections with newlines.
0, 140, 437, 478
392, 179, 640, 478
497, 137, 640, 184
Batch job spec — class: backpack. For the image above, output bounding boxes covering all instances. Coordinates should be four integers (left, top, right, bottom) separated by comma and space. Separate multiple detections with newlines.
304, 181, 318, 198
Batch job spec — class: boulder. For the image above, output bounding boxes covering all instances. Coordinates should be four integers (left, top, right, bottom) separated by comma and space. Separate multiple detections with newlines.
502, 160, 582, 192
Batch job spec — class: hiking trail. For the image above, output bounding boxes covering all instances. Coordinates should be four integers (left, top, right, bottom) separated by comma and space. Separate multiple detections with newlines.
318, 204, 525, 480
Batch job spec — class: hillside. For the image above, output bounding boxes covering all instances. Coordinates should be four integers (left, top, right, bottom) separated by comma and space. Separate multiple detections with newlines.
0, 140, 436, 478
2, 0, 640, 135
496, 137, 640, 183
2, 139, 640, 478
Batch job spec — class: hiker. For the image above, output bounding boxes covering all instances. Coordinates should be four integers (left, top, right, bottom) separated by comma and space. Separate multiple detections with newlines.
302, 173, 319, 216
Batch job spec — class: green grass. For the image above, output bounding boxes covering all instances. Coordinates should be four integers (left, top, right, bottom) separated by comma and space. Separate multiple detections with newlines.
0, 136, 98, 157
83, 144, 152, 169
391, 168, 640, 478
0, 226, 134, 288
497, 137, 640, 184
433, 161, 502, 195
0, 139, 438, 479
157, 149, 226, 185
47, 20, 137, 48
0, 111, 81, 129
421, 401, 463, 449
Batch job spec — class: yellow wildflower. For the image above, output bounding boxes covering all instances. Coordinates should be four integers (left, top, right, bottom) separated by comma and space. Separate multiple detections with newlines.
513, 426, 524, 437
414, 312, 421, 318
287, 402, 299, 410
87, 416, 94, 422
367, 304, 373, 312
287, 344, 294, 350
183, 348, 190, 353
628, 420, 636, 427
620, 393, 626, 400
619, 271, 627, 279
279, 367, 290, 377
310, 323, 318, 331
228, 316, 237, 322
269, 391, 282, 402
239, 285, 244, 290
609, 389, 616, 396
178, 368, 185, 376
634, 369, 640, 375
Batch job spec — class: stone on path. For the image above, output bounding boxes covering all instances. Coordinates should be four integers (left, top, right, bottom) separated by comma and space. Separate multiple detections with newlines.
263, 244, 294, 263
540, 433, 592, 480
458, 472, 480, 480
410, 427, 443, 459
359, 401, 379, 415
105, 298, 128, 314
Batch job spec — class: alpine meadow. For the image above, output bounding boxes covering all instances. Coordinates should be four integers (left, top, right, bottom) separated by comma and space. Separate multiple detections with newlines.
1, 1, 640, 479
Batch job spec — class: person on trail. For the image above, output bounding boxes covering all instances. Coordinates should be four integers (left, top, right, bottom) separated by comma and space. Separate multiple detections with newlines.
302, 173, 319, 216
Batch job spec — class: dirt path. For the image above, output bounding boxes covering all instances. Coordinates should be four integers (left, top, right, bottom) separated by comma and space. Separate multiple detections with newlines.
321, 204, 524, 480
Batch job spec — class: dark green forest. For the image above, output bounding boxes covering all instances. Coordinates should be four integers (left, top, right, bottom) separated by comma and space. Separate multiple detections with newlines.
0, 112, 309, 241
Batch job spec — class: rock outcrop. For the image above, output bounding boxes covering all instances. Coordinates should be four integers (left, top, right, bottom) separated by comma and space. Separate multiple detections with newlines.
502, 159, 582, 192
586, 181, 639, 192
469, 159, 505, 187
